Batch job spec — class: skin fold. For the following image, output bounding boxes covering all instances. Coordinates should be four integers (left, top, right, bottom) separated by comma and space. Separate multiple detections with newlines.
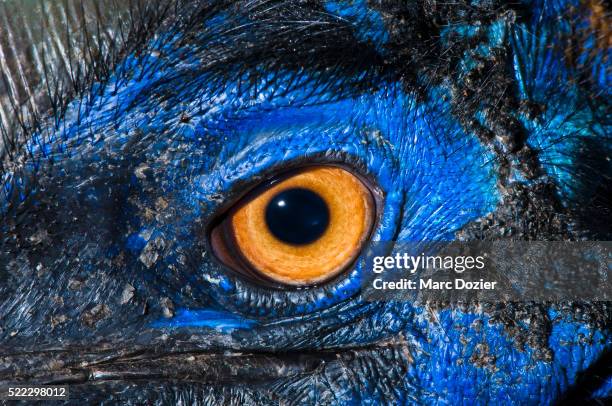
0, 0, 610, 404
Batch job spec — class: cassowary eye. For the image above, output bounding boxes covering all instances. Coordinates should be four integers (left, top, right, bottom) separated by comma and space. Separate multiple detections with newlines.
210, 165, 376, 287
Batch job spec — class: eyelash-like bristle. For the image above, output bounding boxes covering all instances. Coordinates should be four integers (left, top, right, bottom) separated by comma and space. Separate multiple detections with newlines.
0, 0, 385, 186
0, 0, 177, 177
1, 0, 608, 217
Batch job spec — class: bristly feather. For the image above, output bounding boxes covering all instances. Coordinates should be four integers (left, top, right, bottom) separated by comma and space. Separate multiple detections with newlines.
0, 0, 175, 173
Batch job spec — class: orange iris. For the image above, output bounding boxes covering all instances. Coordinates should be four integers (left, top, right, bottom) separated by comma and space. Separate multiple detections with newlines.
211, 165, 376, 286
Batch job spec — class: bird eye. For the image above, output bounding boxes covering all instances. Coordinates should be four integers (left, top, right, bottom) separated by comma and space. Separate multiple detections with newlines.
210, 165, 376, 287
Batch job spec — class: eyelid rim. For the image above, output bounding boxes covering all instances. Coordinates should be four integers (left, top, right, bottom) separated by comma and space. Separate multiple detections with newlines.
205, 159, 385, 290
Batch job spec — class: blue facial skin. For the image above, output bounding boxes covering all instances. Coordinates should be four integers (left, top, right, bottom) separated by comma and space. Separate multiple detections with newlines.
0, 0, 610, 404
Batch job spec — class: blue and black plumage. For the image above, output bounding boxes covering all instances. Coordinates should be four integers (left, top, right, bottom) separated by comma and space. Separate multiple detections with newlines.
0, 0, 610, 404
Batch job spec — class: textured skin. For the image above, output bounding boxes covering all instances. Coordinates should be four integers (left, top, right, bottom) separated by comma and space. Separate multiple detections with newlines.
0, 0, 610, 404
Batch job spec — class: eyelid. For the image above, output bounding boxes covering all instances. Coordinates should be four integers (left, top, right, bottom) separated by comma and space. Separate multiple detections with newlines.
193, 132, 402, 315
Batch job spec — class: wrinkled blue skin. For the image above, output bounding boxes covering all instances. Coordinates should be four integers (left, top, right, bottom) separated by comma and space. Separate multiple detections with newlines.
2, 0, 610, 403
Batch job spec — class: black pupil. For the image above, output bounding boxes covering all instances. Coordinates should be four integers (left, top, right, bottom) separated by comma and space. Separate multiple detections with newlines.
265, 188, 330, 245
